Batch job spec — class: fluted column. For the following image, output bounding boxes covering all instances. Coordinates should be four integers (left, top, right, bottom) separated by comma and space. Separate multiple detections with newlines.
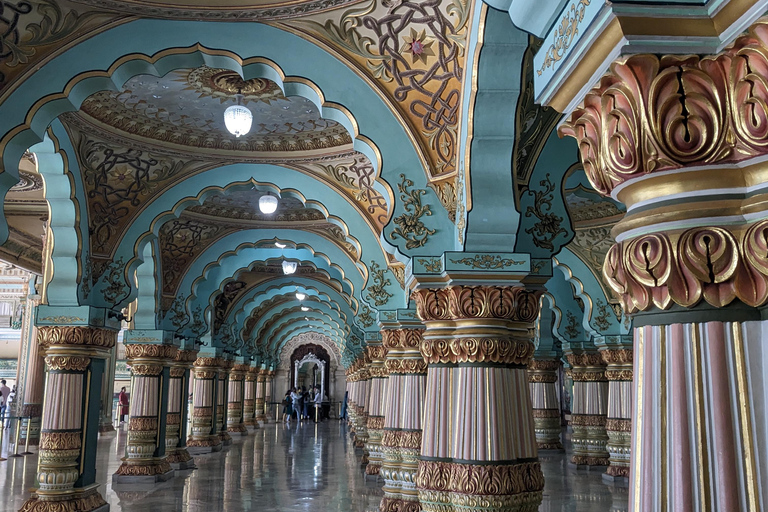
559, 26, 768, 507
98, 344, 117, 433
365, 339, 388, 476
600, 348, 632, 482
187, 356, 223, 454
346, 366, 357, 432
264, 369, 274, 422
255, 368, 267, 424
15, 292, 43, 445
243, 366, 257, 428
166, 349, 196, 470
414, 285, 544, 511
528, 359, 562, 450
226, 363, 248, 435
20, 325, 117, 512
566, 352, 609, 467
380, 327, 426, 512
353, 354, 371, 453
113, 343, 176, 483
218, 359, 233, 444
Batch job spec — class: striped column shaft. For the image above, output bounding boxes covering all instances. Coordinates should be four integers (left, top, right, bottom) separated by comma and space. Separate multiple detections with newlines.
366, 340, 388, 476
21, 325, 118, 512
264, 370, 274, 421
114, 343, 176, 480
226, 364, 248, 435
632, 321, 767, 512
354, 357, 371, 451
528, 359, 562, 450
187, 357, 223, 451
601, 349, 632, 480
166, 349, 195, 469
380, 328, 427, 512
255, 369, 267, 423
243, 367, 257, 427
217, 359, 233, 444
567, 352, 609, 467
414, 286, 544, 512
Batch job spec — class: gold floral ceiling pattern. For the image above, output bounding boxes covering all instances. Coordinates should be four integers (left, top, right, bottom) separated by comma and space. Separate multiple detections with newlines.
78, 66, 352, 156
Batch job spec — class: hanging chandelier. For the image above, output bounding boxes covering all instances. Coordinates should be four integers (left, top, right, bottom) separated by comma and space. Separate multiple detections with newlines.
282, 260, 298, 275
223, 92, 252, 137
258, 193, 278, 214
296, 291, 306, 301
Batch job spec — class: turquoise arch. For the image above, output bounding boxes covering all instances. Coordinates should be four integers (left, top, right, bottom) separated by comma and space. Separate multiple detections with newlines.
0, 20, 455, 256
542, 271, 589, 349
263, 313, 347, 351
103, 166, 404, 311
535, 296, 561, 358
254, 304, 349, 346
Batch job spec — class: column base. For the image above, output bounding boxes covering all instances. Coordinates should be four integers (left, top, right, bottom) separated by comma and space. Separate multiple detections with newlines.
98, 423, 116, 434
567, 457, 609, 471
19, 487, 109, 512
166, 449, 196, 470
379, 496, 421, 512
365, 462, 381, 476
536, 441, 564, 451
601, 472, 630, 487
186, 436, 223, 454
227, 424, 249, 436
113, 459, 174, 484
219, 431, 233, 445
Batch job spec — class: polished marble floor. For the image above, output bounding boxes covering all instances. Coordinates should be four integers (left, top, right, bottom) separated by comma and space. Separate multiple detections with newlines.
0, 421, 628, 511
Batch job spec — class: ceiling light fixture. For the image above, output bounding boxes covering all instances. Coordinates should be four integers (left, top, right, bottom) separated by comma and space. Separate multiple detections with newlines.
282, 260, 297, 275
301, 306, 309, 312
223, 91, 252, 137
275, 242, 286, 249
258, 193, 278, 214
296, 292, 306, 301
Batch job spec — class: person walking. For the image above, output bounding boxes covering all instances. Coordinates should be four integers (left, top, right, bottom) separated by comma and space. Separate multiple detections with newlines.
118, 386, 129, 424
0, 380, 10, 428
313, 386, 323, 422
282, 390, 292, 423
290, 387, 302, 422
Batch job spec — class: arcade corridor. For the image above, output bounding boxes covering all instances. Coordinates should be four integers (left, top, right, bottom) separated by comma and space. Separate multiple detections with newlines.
0, 424, 626, 512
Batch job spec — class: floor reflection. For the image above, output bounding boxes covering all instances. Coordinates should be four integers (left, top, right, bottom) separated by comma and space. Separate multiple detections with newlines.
0, 423, 628, 511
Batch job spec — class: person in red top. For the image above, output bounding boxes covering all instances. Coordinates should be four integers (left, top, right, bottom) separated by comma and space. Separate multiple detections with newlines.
118, 387, 129, 424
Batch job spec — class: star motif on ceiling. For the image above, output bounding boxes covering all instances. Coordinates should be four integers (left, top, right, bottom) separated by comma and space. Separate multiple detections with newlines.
401, 29, 435, 65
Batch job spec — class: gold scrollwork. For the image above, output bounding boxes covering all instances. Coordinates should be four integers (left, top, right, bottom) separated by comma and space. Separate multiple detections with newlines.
416, 460, 544, 495
38, 326, 117, 350
420, 336, 535, 366
413, 285, 542, 323
45, 356, 91, 372
40, 432, 82, 451
449, 255, 526, 269
389, 174, 436, 249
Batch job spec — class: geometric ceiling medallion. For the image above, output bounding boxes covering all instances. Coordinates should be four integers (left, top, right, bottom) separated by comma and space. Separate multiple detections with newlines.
185, 66, 282, 104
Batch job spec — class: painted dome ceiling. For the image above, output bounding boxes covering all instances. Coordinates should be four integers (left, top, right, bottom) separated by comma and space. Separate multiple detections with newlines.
76, 66, 352, 157
185, 189, 326, 223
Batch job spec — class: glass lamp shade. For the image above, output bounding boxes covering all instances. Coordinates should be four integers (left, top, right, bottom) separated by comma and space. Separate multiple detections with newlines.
296, 292, 307, 301
223, 94, 252, 137
282, 260, 298, 275
258, 194, 279, 214
301, 306, 310, 312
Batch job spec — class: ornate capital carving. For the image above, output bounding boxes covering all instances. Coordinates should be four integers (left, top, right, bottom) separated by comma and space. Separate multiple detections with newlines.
381, 430, 422, 450
131, 364, 163, 376
174, 349, 198, 363
40, 432, 81, 451
366, 345, 387, 361
385, 358, 428, 374
45, 355, 90, 372
600, 349, 633, 365
416, 460, 544, 495
125, 343, 178, 361
194, 357, 225, 369
412, 286, 542, 323
169, 367, 185, 378
381, 329, 402, 349
529, 359, 560, 371
604, 221, 768, 312
420, 336, 535, 365
560, 18, 768, 197
38, 326, 117, 350
566, 353, 605, 368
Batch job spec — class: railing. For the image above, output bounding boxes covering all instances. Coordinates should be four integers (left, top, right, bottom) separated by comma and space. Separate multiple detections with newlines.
0, 412, 35, 462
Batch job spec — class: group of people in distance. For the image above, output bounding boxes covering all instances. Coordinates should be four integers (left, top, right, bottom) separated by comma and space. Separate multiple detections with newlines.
282, 385, 326, 422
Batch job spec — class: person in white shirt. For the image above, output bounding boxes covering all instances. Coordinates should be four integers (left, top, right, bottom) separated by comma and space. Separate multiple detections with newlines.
0, 380, 10, 428
313, 387, 322, 422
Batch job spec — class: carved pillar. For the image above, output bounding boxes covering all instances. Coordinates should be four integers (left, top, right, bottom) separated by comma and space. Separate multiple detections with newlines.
113, 343, 176, 483
15, 292, 43, 445
243, 366, 257, 428
264, 369, 274, 422
560, 27, 768, 507
353, 355, 371, 457
566, 352, 609, 467
528, 359, 563, 450
255, 367, 267, 424
98, 344, 117, 433
380, 327, 426, 512
187, 357, 223, 454
365, 339, 388, 476
413, 286, 544, 512
20, 325, 116, 512
218, 359, 233, 444
346, 366, 357, 432
226, 363, 248, 435
166, 349, 196, 470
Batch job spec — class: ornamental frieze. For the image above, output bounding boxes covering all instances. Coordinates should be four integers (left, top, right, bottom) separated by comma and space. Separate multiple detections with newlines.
38, 325, 117, 350
385, 358, 427, 374
169, 368, 185, 378
39, 431, 81, 451
415, 460, 544, 495
604, 221, 768, 312
420, 336, 535, 366
604, 369, 633, 381
413, 285, 541, 323
560, 17, 768, 196
570, 414, 607, 427
565, 352, 604, 368
528, 373, 558, 384
128, 417, 159, 431
601, 349, 633, 365
174, 349, 199, 363
528, 359, 559, 371
115, 460, 172, 476
605, 418, 632, 432
381, 430, 422, 450
130, 364, 163, 376
366, 345, 387, 361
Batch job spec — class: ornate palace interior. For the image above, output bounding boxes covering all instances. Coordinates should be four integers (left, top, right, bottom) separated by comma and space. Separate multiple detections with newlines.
0, 0, 767, 511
